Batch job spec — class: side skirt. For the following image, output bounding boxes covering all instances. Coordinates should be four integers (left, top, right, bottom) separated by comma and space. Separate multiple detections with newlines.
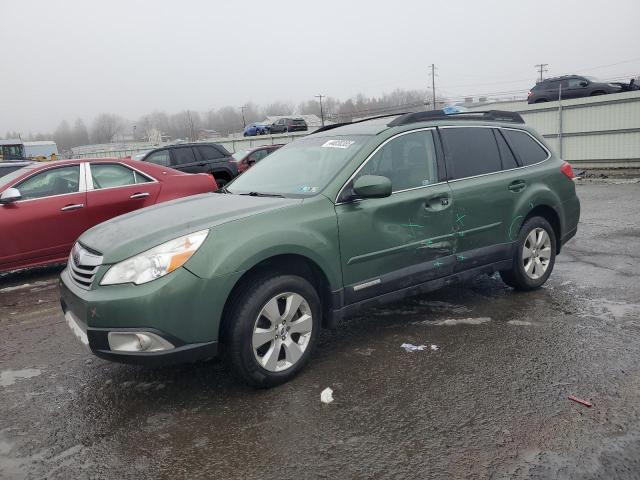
327, 259, 512, 328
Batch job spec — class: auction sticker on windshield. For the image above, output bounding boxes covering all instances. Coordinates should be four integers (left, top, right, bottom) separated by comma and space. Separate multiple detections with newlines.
322, 139, 355, 149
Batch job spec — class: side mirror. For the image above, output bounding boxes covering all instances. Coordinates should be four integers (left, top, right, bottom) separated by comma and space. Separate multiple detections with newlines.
0, 187, 22, 204
579, 81, 588, 87
352, 175, 392, 199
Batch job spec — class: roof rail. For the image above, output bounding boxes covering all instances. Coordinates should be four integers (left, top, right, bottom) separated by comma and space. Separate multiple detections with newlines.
310, 112, 411, 135
387, 110, 525, 127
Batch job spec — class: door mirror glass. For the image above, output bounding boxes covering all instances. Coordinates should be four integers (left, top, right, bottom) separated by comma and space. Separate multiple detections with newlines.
352, 175, 392, 199
579, 81, 588, 87
0, 187, 22, 204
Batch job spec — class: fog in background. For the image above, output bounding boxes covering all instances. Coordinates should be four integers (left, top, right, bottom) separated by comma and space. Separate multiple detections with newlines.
1, 0, 639, 141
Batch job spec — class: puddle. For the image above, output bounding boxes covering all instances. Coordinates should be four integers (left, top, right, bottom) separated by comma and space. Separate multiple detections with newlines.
0, 369, 42, 387
413, 317, 492, 326
508, 320, 535, 326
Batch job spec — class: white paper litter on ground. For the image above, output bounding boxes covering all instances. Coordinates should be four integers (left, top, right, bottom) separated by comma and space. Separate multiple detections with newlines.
401, 343, 427, 352
320, 387, 334, 404
430, 344, 439, 351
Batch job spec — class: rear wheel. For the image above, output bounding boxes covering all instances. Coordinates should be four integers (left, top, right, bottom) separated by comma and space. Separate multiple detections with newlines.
500, 216, 556, 291
223, 274, 320, 387
214, 176, 229, 189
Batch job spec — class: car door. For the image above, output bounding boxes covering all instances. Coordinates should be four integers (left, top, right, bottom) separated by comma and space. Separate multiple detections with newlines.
85, 162, 161, 226
170, 146, 200, 173
565, 77, 588, 99
336, 129, 454, 304
195, 145, 225, 174
440, 126, 524, 271
0, 164, 88, 268
247, 148, 268, 167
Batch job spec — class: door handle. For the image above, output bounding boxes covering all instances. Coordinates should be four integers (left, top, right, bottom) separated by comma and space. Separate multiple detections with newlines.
198, 162, 206, 166
424, 195, 451, 210
130, 192, 150, 199
508, 180, 527, 192
61, 203, 84, 211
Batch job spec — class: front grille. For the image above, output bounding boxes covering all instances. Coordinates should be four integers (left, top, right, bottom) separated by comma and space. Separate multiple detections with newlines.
68, 243, 103, 289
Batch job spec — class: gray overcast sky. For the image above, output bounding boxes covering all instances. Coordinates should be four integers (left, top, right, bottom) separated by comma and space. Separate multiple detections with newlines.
1, 0, 639, 134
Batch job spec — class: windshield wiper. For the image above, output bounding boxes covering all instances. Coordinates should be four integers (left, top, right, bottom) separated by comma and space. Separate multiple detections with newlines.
240, 191, 285, 198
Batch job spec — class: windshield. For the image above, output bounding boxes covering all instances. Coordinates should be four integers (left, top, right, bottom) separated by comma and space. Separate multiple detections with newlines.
227, 135, 370, 197
232, 150, 249, 161
1, 145, 25, 160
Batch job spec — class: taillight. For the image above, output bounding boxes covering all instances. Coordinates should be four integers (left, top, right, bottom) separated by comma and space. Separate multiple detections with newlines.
560, 161, 574, 179
527, 91, 532, 97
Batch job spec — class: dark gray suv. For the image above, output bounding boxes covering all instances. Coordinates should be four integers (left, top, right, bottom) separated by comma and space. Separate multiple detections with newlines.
528, 75, 623, 104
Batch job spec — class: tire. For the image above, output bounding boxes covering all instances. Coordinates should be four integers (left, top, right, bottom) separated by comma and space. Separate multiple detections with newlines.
500, 216, 556, 291
214, 177, 228, 189
223, 274, 321, 388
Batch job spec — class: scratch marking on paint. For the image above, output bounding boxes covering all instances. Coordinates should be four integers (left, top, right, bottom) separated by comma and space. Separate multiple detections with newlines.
455, 213, 466, 227
457, 255, 465, 261
433, 261, 444, 268
508, 215, 524, 241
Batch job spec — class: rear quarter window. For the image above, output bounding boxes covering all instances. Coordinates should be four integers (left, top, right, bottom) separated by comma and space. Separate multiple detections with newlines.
502, 129, 549, 166
441, 127, 502, 179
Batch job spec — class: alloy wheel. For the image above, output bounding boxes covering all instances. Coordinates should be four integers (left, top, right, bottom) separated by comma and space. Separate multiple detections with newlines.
252, 292, 313, 372
522, 227, 552, 279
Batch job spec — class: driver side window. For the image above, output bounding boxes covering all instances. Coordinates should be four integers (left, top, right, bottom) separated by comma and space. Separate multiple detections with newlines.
16, 165, 80, 200
354, 130, 438, 192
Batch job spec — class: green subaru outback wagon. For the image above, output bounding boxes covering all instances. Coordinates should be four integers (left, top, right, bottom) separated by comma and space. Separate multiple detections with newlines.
60, 110, 580, 387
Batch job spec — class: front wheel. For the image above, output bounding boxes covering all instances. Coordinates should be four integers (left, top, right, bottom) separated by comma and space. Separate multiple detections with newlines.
500, 216, 556, 291
223, 274, 320, 387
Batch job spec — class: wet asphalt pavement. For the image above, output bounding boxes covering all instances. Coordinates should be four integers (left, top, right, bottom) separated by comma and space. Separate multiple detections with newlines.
1, 182, 640, 479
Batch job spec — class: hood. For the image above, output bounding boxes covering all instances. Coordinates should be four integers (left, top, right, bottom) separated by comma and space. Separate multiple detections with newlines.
79, 193, 300, 263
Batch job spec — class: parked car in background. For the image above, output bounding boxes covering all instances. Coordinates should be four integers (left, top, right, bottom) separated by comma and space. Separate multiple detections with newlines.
0, 161, 35, 178
269, 117, 308, 134
243, 123, 270, 136
231, 144, 283, 173
528, 75, 624, 103
60, 109, 579, 388
0, 158, 216, 273
140, 143, 238, 188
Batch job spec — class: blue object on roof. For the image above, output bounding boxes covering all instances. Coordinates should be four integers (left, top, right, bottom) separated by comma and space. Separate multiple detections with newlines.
442, 105, 470, 114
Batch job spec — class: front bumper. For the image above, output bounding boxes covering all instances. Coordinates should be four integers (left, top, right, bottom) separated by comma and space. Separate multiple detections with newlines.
59, 266, 241, 366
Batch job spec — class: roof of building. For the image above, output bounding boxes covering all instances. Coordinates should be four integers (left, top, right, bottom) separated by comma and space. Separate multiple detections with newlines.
0, 139, 24, 146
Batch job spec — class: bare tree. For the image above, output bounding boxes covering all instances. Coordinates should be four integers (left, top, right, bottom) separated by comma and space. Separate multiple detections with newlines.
72, 118, 89, 147
91, 113, 124, 144
54, 120, 73, 151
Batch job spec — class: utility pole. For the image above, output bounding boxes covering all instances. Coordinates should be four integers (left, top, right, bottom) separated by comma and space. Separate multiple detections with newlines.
240, 105, 247, 128
534, 63, 548, 83
429, 64, 437, 110
315, 94, 325, 126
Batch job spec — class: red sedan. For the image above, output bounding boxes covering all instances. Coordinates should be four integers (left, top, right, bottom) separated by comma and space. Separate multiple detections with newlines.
0, 158, 217, 273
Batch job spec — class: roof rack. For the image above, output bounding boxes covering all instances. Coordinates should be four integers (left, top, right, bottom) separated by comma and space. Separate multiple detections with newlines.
387, 110, 525, 127
310, 113, 411, 135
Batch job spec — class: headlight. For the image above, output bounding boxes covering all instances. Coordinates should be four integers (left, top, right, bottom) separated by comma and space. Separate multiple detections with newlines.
100, 230, 209, 285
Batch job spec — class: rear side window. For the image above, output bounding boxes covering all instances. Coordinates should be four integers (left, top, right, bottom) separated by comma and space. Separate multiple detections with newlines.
172, 147, 196, 165
197, 146, 224, 160
90, 163, 150, 189
441, 127, 501, 179
502, 130, 548, 166
494, 130, 519, 170
145, 150, 170, 166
